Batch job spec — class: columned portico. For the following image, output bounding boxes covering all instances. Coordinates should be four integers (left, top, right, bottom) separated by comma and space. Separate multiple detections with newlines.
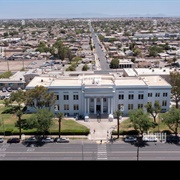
84, 96, 114, 115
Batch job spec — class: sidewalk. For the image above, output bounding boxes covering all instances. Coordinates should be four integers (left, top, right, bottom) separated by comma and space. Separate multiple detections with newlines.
76, 117, 128, 142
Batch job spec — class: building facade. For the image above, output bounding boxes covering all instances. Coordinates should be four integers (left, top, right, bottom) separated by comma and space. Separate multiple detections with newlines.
25, 73, 172, 118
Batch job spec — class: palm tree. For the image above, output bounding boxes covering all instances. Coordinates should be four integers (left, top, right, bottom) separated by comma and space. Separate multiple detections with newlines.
57, 112, 64, 138
16, 110, 23, 139
114, 110, 122, 139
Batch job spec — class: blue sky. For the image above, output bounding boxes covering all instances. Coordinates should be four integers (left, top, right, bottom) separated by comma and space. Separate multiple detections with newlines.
0, 0, 180, 19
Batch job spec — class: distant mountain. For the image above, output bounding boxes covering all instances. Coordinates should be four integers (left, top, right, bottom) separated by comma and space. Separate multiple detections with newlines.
60, 13, 180, 18
60, 13, 111, 18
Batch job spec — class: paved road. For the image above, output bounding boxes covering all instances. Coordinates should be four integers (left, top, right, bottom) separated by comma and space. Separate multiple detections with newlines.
0, 141, 180, 161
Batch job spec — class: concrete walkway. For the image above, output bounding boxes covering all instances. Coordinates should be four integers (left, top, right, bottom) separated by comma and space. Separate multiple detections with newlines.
76, 117, 128, 142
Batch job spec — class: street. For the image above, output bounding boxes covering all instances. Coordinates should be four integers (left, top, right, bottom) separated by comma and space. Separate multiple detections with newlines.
0, 141, 180, 161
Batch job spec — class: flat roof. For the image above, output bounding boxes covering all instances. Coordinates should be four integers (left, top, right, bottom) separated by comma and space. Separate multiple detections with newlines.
115, 77, 146, 86
26, 74, 171, 89
141, 76, 171, 87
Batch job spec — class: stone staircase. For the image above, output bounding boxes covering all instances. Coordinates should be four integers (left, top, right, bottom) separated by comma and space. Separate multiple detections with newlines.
88, 114, 110, 122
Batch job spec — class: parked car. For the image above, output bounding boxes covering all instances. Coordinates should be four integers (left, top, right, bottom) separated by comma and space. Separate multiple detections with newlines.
124, 136, 137, 142
55, 137, 69, 143
7, 137, 20, 143
41, 137, 54, 143
24, 137, 38, 143
166, 135, 180, 143
0, 138, 4, 143
2, 87, 6, 92
6, 87, 12, 92
143, 136, 158, 142
0, 95, 5, 100
5, 93, 10, 99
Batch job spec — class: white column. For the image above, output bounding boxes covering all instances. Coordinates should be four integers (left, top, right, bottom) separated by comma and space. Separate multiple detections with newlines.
101, 97, 103, 114
108, 98, 110, 114
84, 98, 86, 114
94, 98, 96, 114
87, 98, 89, 114
110, 98, 113, 114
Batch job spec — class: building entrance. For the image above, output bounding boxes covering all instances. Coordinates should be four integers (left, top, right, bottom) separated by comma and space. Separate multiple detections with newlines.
96, 105, 101, 113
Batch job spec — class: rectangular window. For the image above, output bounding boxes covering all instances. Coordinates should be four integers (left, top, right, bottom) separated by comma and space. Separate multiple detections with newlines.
64, 104, 69, 110
155, 93, 160, 97
128, 94, 134, 99
103, 98, 106, 102
118, 104, 124, 111
18, 83, 23, 86
138, 104, 143, 109
138, 94, 144, 99
74, 104, 79, 110
73, 95, 78, 100
128, 104, 133, 110
148, 93, 152, 97
55, 95, 59, 100
64, 95, 69, 100
162, 100, 167, 106
163, 93, 168, 97
54, 104, 59, 111
119, 94, 124, 99
91, 98, 94, 102
8, 83, 13, 87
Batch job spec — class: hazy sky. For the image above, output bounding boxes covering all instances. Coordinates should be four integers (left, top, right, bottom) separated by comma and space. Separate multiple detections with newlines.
0, 0, 180, 19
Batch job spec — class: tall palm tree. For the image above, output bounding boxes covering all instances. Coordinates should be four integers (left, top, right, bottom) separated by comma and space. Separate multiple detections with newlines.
57, 112, 64, 138
16, 110, 23, 139
114, 110, 122, 139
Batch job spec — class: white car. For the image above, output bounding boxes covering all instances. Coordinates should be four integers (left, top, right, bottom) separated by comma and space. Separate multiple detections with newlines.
143, 136, 158, 142
55, 137, 69, 143
124, 136, 137, 142
41, 137, 54, 143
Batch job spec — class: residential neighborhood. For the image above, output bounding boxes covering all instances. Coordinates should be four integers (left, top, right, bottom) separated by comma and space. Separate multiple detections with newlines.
1, 0, 180, 165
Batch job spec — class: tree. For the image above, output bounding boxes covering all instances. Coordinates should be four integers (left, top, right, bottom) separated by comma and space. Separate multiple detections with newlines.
110, 58, 119, 69
9, 90, 26, 139
144, 101, 161, 123
34, 108, 54, 138
16, 110, 23, 139
56, 112, 64, 138
114, 110, 122, 138
128, 108, 156, 136
169, 71, 180, 108
82, 64, 89, 71
160, 107, 180, 137
25, 85, 56, 110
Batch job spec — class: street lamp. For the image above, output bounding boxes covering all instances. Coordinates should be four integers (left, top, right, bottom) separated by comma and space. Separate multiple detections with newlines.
136, 134, 142, 161
82, 139, 84, 160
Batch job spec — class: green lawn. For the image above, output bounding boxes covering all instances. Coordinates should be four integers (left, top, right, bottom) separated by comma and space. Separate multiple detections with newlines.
0, 102, 175, 136
0, 104, 89, 135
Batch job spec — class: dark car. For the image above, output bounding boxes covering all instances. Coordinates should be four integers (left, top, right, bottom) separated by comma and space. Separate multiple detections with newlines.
24, 137, 38, 143
166, 135, 180, 143
0, 138, 4, 143
7, 137, 20, 143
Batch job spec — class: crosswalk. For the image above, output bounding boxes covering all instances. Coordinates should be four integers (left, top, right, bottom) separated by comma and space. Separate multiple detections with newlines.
97, 144, 107, 160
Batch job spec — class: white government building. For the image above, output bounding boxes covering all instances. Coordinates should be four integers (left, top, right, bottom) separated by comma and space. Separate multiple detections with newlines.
25, 72, 172, 119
